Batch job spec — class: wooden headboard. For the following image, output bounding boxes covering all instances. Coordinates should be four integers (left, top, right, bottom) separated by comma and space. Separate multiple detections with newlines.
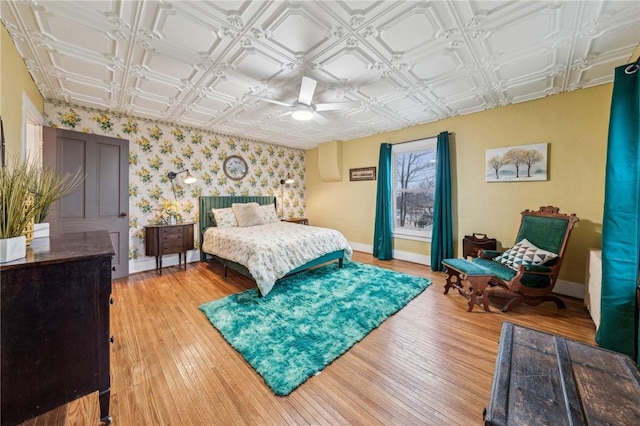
198, 195, 276, 236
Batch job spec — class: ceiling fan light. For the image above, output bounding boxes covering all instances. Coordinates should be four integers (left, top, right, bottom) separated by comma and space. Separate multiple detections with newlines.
292, 108, 313, 121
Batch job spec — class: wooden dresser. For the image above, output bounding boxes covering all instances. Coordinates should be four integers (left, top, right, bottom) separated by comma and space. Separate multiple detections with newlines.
0, 231, 114, 425
144, 223, 195, 274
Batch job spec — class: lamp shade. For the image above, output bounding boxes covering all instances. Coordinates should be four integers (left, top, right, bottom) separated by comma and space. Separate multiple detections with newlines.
183, 170, 196, 184
280, 173, 294, 185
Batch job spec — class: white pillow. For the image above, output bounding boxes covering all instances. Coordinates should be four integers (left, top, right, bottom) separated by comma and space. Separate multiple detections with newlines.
212, 207, 237, 228
260, 204, 278, 223
494, 238, 558, 271
232, 202, 265, 227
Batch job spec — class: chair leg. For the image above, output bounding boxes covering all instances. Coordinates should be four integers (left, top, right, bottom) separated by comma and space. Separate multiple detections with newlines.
502, 296, 527, 312
540, 295, 567, 310
501, 294, 567, 312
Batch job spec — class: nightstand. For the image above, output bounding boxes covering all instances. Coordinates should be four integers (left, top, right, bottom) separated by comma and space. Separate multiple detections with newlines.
144, 223, 195, 274
282, 217, 309, 225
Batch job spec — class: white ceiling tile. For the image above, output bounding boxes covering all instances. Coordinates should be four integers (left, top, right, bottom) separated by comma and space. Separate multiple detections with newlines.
266, 6, 330, 54
137, 79, 181, 99
378, 9, 438, 54
432, 78, 475, 98
146, 53, 197, 82
410, 52, 459, 80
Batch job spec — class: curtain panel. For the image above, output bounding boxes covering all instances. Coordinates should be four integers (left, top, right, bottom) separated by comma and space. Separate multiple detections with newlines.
373, 143, 393, 260
597, 62, 640, 362
430, 131, 453, 271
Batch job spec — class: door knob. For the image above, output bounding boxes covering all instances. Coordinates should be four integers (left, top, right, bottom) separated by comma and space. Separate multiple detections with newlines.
119, 212, 127, 217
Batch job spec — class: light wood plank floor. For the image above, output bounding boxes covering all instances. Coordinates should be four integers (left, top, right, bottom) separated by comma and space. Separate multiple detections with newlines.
23, 252, 596, 425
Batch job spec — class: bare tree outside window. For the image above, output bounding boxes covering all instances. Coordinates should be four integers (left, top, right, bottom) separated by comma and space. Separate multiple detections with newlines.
393, 148, 436, 235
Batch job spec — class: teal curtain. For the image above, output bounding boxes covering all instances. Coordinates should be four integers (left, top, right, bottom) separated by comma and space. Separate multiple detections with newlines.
373, 143, 393, 260
430, 132, 453, 272
596, 62, 640, 363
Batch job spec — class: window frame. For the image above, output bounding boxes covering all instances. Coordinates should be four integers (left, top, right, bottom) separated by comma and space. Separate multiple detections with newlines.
391, 137, 437, 242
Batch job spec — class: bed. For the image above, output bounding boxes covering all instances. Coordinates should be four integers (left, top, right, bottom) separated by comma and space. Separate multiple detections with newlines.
199, 196, 352, 296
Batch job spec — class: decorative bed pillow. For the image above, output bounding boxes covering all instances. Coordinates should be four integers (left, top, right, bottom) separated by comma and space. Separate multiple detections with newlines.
211, 207, 237, 228
494, 238, 558, 271
260, 204, 278, 223
232, 202, 265, 227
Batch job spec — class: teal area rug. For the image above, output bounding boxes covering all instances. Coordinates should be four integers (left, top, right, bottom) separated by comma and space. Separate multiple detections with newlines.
199, 261, 431, 396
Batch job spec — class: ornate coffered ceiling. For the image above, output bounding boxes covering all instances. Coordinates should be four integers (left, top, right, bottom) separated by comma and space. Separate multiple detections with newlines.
2, 1, 639, 149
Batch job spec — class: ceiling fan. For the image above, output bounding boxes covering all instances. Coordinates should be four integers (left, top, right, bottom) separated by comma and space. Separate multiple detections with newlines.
257, 76, 360, 123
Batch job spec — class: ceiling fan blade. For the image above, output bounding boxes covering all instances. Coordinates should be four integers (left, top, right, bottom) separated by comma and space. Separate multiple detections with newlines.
312, 112, 329, 124
256, 97, 295, 108
315, 101, 361, 112
298, 77, 317, 106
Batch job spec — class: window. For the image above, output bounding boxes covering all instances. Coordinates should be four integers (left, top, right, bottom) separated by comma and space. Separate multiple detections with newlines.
391, 137, 437, 241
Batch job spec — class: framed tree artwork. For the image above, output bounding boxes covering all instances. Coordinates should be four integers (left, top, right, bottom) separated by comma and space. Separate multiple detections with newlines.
486, 143, 548, 182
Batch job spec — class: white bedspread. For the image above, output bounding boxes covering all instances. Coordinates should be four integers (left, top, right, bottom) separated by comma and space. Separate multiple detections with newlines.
202, 221, 353, 296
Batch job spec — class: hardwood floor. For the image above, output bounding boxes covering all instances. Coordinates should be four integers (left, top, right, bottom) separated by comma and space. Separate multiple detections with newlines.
22, 252, 596, 425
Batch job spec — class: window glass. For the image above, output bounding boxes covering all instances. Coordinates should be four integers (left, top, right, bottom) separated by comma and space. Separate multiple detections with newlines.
392, 138, 437, 241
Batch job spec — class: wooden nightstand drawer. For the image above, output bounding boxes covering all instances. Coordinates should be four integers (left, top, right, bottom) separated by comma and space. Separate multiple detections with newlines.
161, 227, 183, 237
162, 240, 185, 253
162, 231, 183, 242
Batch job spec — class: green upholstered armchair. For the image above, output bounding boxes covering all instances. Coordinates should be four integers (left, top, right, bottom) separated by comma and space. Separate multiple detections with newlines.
473, 206, 579, 312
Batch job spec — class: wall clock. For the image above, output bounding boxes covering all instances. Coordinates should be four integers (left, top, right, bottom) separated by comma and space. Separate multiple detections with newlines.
223, 155, 248, 180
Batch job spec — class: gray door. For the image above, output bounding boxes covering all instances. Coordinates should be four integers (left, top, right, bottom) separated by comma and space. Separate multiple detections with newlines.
43, 127, 129, 279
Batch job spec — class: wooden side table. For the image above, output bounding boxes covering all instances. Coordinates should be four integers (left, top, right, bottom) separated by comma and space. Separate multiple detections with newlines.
282, 217, 309, 225
144, 223, 194, 274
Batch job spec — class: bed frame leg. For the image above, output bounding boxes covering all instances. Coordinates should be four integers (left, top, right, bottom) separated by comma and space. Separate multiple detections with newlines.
339, 258, 344, 268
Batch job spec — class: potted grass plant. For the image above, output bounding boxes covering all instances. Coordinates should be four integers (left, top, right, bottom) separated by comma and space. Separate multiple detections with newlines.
31, 165, 83, 238
1, 156, 40, 262
1, 156, 83, 262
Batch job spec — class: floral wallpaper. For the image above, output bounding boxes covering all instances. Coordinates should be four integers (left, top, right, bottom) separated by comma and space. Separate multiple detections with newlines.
44, 103, 306, 261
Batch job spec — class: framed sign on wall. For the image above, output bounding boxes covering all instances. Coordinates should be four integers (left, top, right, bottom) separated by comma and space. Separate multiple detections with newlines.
349, 167, 376, 181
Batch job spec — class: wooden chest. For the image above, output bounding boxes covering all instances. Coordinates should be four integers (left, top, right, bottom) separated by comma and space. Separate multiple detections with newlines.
462, 233, 497, 259
485, 322, 640, 425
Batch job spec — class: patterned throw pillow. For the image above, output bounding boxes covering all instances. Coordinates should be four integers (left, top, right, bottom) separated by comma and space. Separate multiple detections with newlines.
260, 204, 278, 223
494, 238, 558, 271
212, 207, 237, 228
232, 202, 265, 227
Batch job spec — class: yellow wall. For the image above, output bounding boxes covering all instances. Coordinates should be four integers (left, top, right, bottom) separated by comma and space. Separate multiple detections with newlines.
0, 23, 43, 158
306, 84, 612, 285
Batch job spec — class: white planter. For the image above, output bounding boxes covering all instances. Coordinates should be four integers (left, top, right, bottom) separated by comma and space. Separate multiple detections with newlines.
0, 235, 27, 263
33, 222, 50, 239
